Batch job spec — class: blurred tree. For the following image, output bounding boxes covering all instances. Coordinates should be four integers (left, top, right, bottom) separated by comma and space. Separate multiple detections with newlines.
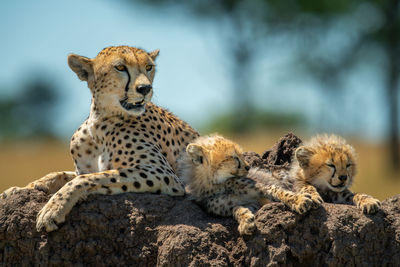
382, 0, 400, 171
124, 0, 271, 133
125, 0, 399, 170
276, 0, 400, 170
202, 110, 305, 134
0, 76, 60, 139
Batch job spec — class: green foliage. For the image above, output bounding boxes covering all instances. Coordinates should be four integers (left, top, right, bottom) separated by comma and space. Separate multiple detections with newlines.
202, 110, 306, 134
0, 77, 60, 139
268, 0, 357, 15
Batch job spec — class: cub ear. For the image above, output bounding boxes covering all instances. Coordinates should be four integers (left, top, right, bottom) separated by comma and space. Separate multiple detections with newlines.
295, 146, 315, 169
186, 143, 205, 165
68, 54, 94, 82
149, 49, 160, 61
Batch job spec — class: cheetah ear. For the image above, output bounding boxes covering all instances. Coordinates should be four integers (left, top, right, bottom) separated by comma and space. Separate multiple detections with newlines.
68, 54, 94, 82
149, 49, 160, 61
295, 146, 315, 169
186, 144, 205, 165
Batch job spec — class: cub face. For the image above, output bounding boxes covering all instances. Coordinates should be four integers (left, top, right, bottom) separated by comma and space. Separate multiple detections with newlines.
186, 135, 250, 185
68, 46, 159, 116
295, 135, 357, 193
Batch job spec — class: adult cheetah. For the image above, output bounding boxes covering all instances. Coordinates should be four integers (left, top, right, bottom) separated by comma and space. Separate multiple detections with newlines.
1, 46, 199, 232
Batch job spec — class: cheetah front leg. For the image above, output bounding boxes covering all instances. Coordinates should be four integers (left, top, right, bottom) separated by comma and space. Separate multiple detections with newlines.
295, 181, 324, 209
1, 171, 76, 199
353, 193, 381, 214
203, 194, 258, 235
36, 166, 185, 232
233, 206, 257, 235
261, 184, 314, 214
231, 178, 313, 214
334, 189, 381, 214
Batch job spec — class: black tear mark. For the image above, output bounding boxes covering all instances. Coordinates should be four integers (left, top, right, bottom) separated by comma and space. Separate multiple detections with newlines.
124, 68, 131, 93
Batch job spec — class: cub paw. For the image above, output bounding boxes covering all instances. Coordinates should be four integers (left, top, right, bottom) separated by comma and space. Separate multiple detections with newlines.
291, 193, 313, 214
238, 213, 256, 235
310, 193, 324, 209
1, 186, 23, 199
357, 197, 381, 214
36, 201, 66, 232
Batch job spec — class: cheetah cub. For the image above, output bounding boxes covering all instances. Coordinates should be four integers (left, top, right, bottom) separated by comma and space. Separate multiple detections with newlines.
260, 134, 380, 214
179, 134, 313, 235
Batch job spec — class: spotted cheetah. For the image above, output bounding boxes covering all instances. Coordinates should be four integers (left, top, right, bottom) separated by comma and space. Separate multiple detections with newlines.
1, 46, 199, 232
179, 134, 313, 235
252, 134, 381, 214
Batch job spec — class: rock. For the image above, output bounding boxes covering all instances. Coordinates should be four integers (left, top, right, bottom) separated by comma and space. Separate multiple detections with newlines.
1, 190, 399, 266
243, 132, 302, 171
1, 134, 399, 266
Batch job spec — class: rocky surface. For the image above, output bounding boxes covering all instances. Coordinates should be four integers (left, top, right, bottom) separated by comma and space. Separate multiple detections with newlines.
243, 132, 302, 171
1, 133, 399, 266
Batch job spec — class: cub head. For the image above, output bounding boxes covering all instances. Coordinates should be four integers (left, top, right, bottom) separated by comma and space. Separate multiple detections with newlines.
184, 135, 250, 189
295, 134, 357, 192
68, 46, 159, 116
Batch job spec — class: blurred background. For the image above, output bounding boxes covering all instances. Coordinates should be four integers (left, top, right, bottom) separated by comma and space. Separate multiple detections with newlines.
0, 0, 399, 199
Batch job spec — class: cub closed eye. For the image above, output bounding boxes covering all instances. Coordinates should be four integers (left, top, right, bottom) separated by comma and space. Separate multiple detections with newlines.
346, 164, 352, 168
115, 65, 126, 72
145, 65, 153, 72
327, 163, 336, 177
327, 164, 336, 169
234, 157, 241, 169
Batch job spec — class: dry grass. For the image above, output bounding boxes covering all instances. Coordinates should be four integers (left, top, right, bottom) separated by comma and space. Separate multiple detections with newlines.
1, 132, 399, 200
0, 140, 73, 191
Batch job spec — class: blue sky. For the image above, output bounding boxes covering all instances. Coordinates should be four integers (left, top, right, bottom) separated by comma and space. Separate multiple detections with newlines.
0, 0, 394, 141
0, 0, 233, 134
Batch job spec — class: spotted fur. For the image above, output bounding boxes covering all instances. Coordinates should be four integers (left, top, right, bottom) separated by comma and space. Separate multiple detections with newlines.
252, 134, 381, 214
179, 134, 313, 235
1, 46, 199, 232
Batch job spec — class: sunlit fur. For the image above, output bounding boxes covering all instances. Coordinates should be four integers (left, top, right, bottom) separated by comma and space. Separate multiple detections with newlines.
1, 46, 201, 232
293, 134, 357, 193
179, 134, 249, 199
68, 46, 159, 117
291, 134, 380, 214
179, 134, 314, 235
179, 134, 259, 235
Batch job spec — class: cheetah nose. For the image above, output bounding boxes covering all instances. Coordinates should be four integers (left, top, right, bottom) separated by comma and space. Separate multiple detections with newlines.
339, 175, 347, 182
245, 166, 250, 171
136, 84, 152, 96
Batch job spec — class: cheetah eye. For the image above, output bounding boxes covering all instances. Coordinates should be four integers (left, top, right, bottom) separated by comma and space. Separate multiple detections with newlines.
327, 164, 336, 169
115, 65, 126, 72
346, 163, 352, 168
145, 65, 153, 72
327, 163, 336, 177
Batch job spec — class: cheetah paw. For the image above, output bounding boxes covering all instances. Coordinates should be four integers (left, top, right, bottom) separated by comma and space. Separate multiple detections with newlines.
33, 183, 50, 194
310, 194, 324, 209
357, 198, 381, 214
36, 201, 67, 232
1, 186, 23, 199
291, 193, 313, 214
238, 213, 256, 235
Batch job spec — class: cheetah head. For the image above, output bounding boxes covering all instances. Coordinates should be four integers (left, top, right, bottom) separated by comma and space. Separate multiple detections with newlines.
295, 134, 357, 193
68, 46, 159, 116
184, 135, 250, 188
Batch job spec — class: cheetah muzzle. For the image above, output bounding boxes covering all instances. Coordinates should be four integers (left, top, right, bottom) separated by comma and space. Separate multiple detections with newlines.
120, 97, 145, 111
